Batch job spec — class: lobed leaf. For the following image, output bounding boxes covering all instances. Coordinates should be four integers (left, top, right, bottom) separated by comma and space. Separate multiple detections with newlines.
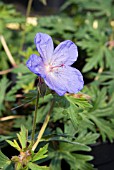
32, 144, 48, 162
17, 125, 28, 150
6, 140, 21, 151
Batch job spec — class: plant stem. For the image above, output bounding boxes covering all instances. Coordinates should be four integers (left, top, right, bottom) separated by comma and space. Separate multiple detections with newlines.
20, 0, 33, 51
31, 89, 39, 145
32, 100, 55, 151
26, 0, 33, 19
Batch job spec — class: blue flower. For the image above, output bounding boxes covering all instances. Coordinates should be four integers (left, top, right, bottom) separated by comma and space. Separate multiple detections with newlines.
26, 33, 84, 96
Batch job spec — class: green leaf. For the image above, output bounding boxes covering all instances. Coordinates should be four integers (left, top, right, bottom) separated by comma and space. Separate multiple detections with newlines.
90, 116, 114, 142
76, 131, 99, 145
59, 141, 91, 152
72, 154, 94, 170
42, 134, 92, 149
50, 158, 61, 170
12, 64, 29, 74
82, 53, 101, 73
66, 94, 92, 108
17, 125, 28, 149
32, 144, 48, 162
67, 103, 79, 130
6, 140, 21, 151
63, 96, 92, 131
27, 162, 49, 170
0, 135, 13, 143
0, 77, 10, 114
4, 163, 14, 170
15, 162, 23, 170
83, 86, 114, 142
49, 149, 93, 170
54, 94, 70, 109
0, 151, 11, 168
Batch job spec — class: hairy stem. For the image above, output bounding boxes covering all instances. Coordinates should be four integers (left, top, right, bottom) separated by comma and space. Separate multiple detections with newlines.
32, 100, 55, 151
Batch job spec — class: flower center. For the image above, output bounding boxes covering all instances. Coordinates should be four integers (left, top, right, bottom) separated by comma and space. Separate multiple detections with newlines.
45, 64, 64, 73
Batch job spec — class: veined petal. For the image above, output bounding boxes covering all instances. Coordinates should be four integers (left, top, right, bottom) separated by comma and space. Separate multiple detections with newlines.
26, 54, 46, 78
44, 66, 84, 96
26, 33, 84, 96
51, 40, 78, 66
34, 33, 54, 63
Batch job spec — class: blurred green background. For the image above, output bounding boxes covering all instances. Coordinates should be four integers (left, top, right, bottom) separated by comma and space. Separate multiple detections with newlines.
0, 0, 114, 169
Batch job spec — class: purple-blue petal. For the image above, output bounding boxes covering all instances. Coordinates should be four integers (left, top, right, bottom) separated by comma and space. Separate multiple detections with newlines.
44, 66, 84, 96
26, 54, 46, 78
51, 40, 78, 66
34, 33, 54, 63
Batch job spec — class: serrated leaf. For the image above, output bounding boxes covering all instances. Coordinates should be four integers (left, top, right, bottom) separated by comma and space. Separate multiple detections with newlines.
6, 140, 21, 151
17, 125, 28, 149
82, 56, 99, 73
76, 131, 99, 145
49, 149, 93, 170
66, 94, 92, 109
13, 140, 21, 151
32, 144, 48, 162
27, 162, 49, 170
90, 116, 114, 142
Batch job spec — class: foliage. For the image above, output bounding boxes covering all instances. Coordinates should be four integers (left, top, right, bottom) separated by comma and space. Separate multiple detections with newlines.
0, 0, 114, 169
3, 126, 49, 170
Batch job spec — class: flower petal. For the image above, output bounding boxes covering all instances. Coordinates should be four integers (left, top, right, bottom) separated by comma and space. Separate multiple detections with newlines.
51, 40, 78, 66
44, 66, 84, 96
26, 54, 46, 78
34, 33, 54, 63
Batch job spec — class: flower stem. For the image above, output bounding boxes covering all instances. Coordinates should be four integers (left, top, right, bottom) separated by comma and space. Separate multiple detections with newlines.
31, 89, 39, 145
32, 100, 55, 151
